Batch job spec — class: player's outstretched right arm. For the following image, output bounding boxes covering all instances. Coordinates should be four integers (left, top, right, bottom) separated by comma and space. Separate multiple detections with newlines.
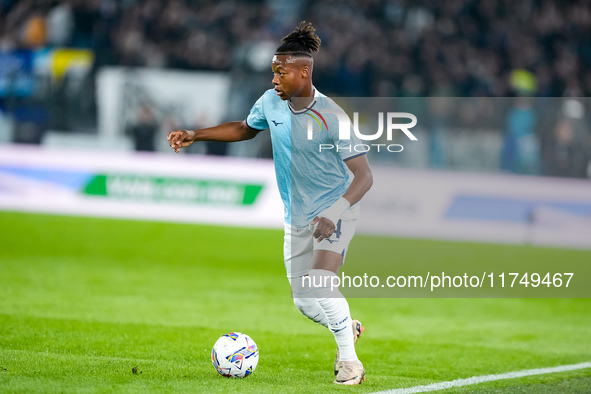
167, 121, 261, 153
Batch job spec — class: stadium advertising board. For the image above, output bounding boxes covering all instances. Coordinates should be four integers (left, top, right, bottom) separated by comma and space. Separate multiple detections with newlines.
0, 145, 589, 249
359, 167, 591, 250
0, 145, 282, 228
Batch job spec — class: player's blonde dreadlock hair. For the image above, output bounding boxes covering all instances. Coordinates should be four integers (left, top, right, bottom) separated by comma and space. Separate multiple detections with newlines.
275, 21, 321, 57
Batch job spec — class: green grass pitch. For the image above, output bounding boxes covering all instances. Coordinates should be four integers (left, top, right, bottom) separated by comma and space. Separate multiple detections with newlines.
1, 211, 590, 393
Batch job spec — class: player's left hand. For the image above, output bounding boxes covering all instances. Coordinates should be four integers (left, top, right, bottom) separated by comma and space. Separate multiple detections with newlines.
311, 216, 335, 242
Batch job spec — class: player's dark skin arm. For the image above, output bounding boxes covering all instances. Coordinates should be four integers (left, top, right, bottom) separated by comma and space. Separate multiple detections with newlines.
311, 154, 373, 273
167, 121, 260, 152
312, 154, 373, 241
342, 155, 373, 207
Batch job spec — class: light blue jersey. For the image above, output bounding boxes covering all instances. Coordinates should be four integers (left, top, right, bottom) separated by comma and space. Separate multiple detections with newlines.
246, 88, 364, 227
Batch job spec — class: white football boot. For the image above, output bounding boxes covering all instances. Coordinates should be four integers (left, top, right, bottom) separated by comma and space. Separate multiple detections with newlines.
334, 319, 364, 375
334, 359, 365, 385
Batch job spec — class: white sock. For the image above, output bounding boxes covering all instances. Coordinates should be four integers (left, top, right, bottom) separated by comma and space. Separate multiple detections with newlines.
290, 276, 329, 327
309, 269, 358, 362
293, 297, 329, 327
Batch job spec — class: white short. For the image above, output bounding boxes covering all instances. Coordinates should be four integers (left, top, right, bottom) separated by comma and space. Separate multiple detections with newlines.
283, 204, 360, 279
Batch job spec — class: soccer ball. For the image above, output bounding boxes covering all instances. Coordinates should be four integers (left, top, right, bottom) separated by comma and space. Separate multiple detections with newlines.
211, 332, 259, 378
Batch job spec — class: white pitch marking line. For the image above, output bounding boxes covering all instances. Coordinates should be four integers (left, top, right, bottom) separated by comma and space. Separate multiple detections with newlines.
372, 361, 591, 394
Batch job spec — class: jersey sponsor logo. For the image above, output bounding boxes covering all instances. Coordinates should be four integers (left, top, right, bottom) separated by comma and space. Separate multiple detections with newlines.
271, 120, 284, 126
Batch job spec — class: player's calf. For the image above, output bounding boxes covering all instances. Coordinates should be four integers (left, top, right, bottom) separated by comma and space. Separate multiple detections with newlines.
293, 297, 328, 327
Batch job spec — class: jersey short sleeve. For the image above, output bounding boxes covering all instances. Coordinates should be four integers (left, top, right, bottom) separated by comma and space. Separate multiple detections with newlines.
246, 94, 269, 131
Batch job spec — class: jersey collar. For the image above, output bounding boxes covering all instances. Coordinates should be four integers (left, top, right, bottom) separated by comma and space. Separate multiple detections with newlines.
288, 87, 320, 115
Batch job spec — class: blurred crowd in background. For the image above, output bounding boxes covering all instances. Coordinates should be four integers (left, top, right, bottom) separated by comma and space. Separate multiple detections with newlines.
3, 0, 591, 96
0, 0, 591, 178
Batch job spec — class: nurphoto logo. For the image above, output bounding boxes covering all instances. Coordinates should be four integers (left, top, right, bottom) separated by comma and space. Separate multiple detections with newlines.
306, 110, 418, 153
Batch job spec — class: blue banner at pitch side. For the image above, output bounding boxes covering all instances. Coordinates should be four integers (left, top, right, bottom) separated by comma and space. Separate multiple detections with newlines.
0, 50, 34, 97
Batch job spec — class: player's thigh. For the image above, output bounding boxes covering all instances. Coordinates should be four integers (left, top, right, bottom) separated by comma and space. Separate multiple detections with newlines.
310, 249, 343, 273
283, 223, 314, 279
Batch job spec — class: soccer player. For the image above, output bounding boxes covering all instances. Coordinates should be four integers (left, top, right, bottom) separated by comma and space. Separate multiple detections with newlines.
168, 21, 373, 385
